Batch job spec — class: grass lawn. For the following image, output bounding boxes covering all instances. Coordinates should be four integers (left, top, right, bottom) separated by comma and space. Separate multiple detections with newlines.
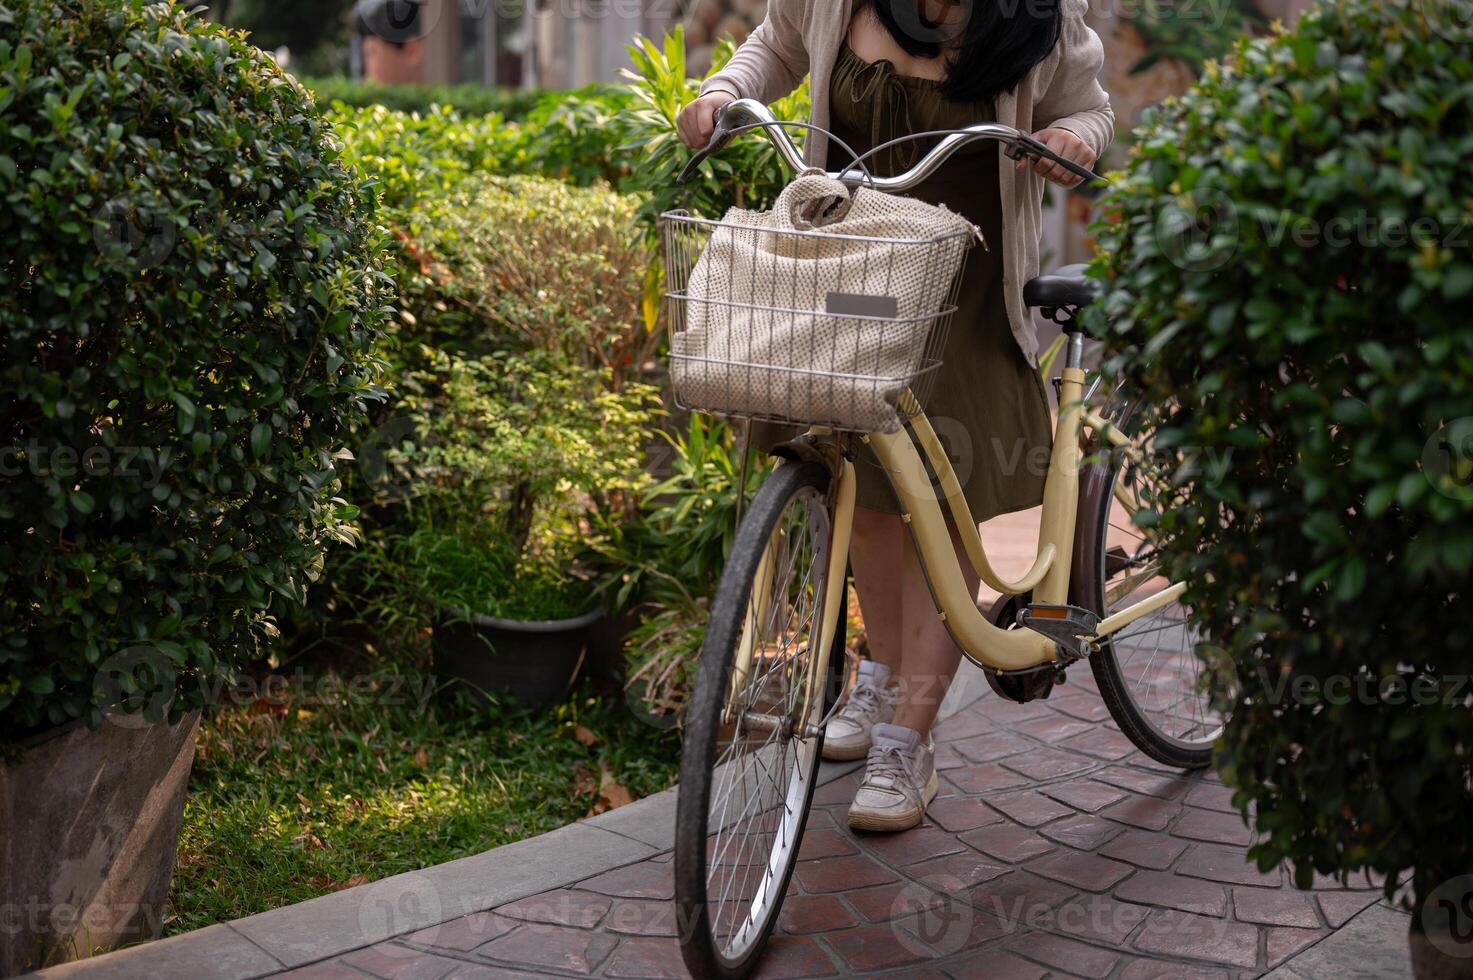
168, 672, 680, 934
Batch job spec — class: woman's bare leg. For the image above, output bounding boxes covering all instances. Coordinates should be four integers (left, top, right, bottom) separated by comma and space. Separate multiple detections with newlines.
850, 505, 982, 738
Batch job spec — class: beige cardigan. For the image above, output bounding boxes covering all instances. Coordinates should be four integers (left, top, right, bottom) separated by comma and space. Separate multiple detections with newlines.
700, 0, 1114, 361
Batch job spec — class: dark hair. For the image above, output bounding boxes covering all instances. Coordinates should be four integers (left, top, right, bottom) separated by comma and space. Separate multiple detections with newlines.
857, 0, 1063, 103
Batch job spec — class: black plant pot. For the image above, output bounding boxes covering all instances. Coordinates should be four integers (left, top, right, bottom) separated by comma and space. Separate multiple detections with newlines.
434, 606, 603, 710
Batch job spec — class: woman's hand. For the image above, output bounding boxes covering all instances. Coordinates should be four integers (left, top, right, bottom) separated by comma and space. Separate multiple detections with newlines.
1017, 127, 1096, 187
677, 91, 739, 149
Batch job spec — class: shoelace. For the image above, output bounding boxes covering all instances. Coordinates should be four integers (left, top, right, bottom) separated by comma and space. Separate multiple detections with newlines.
864, 744, 912, 791
843, 680, 888, 719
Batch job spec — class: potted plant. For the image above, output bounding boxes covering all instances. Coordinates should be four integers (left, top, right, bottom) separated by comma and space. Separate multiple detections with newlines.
399, 520, 601, 709
381, 348, 659, 709
1092, 0, 1473, 974
0, 1, 389, 971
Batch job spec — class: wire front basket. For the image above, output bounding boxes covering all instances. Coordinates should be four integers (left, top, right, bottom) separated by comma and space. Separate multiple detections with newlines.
660, 209, 974, 434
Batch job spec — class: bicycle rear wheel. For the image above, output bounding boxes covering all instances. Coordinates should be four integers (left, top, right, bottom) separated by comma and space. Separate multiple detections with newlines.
1075, 398, 1223, 768
675, 460, 844, 980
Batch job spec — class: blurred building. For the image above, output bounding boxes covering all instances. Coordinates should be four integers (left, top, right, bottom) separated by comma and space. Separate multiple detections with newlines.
354, 0, 1314, 268
356, 0, 682, 89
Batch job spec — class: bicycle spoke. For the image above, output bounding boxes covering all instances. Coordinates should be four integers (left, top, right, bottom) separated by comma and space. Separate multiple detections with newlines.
699, 483, 832, 962
1097, 408, 1224, 751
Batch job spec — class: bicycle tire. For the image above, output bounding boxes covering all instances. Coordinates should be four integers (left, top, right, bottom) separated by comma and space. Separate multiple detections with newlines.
674, 459, 843, 980
1073, 399, 1219, 769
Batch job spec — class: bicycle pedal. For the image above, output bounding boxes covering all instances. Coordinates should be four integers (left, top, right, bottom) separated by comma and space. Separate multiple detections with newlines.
1018, 604, 1100, 661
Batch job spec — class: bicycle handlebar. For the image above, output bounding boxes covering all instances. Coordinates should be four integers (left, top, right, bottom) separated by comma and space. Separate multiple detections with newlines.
676, 98, 1103, 192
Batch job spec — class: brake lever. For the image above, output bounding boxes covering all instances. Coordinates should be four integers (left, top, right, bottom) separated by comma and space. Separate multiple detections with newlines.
676, 105, 740, 185
1006, 133, 1103, 184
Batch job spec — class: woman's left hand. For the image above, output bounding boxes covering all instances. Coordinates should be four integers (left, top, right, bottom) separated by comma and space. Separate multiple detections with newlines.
1018, 128, 1096, 187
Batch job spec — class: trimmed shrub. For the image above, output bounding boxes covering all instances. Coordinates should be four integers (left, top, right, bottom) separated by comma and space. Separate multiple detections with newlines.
413, 176, 659, 383
329, 103, 521, 215
1092, 0, 1473, 920
519, 84, 637, 188
0, 0, 390, 738
299, 75, 543, 121
338, 348, 661, 632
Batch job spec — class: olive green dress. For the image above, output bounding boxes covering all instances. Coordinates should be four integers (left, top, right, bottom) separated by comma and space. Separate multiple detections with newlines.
757, 44, 1053, 522
835, 42, 1053, 520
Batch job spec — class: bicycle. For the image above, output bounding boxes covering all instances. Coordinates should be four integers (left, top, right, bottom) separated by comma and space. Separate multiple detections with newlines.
663, 99, 1224, 980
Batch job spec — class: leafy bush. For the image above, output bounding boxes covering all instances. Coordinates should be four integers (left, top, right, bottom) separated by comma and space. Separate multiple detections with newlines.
0, 0, 389, 738
595, 416, 764, 717
300, 75, 543, 120
416, 176, 660, 382
214, 0, 352, 76
329, 103, 520, 215
1092, 0, 1473, 918
619, 30, 813, 227
1127, 0, 1264, 75
517, 84, 636, 188
340, 349, 660, 631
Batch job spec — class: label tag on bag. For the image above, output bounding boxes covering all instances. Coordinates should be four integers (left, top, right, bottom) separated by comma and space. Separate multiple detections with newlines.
826, 292, 899, 319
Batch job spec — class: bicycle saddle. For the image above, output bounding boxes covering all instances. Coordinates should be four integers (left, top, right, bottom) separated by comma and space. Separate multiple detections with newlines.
1023, 264, 1103, 311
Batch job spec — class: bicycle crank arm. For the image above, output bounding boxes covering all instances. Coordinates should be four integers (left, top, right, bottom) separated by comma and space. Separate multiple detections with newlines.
1018, 604, 1101, 662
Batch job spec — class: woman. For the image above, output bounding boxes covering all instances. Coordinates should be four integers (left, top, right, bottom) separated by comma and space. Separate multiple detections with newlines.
677, 0, 1113, 833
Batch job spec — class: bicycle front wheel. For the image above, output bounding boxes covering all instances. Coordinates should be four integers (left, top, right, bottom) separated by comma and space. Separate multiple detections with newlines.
1075, 398, 1224, 769
675, 460, 843, 980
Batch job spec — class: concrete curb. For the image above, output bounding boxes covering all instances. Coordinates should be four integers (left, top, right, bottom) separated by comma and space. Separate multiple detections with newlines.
1263, 901, 1413, 980
28, 668, 993, 979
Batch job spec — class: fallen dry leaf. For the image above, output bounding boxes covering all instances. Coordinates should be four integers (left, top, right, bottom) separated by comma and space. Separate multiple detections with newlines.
414, 746, 430, 768
598, 762, 634, 810
572, 724, 599, 747
572, 764, 599, 799
599, 780, 635, 810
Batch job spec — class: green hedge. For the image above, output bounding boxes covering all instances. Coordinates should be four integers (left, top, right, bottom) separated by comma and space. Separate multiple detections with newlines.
0, 0, 390, 738
1093, 0, 1473, 916
299, 75, 543, 120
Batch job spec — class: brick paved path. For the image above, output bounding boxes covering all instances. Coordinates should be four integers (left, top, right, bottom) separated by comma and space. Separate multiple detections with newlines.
271, 667, 1384, 980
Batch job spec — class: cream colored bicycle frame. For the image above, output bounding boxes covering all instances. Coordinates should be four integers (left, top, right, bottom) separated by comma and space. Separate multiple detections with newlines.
729, 365, 1188, 724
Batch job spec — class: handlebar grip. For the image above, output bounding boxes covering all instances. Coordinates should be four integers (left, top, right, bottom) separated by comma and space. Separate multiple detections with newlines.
677, 105, 739, 186
1007, 134, 1102, 184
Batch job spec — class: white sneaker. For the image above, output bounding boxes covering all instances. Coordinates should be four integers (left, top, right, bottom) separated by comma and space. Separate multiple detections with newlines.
847, 723, 938, 833
821, 660, 898, 761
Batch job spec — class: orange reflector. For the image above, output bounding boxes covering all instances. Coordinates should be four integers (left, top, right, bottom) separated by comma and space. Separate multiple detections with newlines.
1031, 607, 1069, 619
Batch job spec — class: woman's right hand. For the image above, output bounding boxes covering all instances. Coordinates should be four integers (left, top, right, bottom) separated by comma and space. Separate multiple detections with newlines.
677, 91, 738, 149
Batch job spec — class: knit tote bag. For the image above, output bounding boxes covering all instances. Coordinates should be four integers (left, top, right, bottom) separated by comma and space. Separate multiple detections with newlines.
670, 173, 975, 433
